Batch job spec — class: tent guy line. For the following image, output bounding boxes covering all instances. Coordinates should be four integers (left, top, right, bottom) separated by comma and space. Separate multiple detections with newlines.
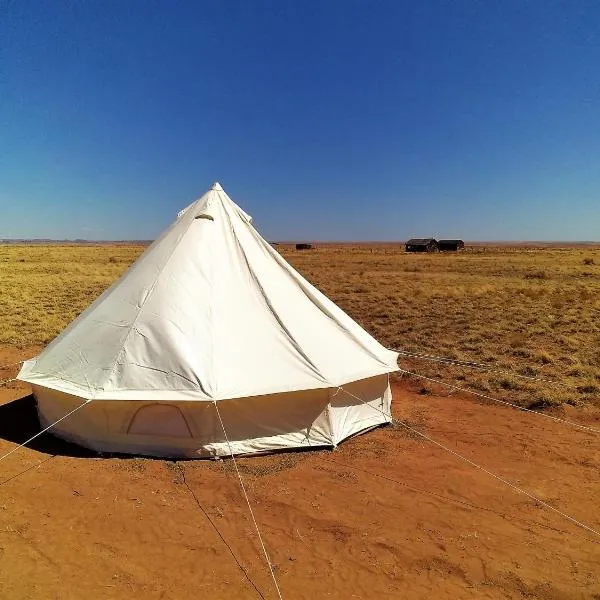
2, 387, 598, 526
0, 454, 56, 489
334, 385, 600, 541
175, 461, 268, 600
395, 349, 576, 389
0, 400, 91, 464
2, 359, 597, 469
1, 364, 596, 473
398, 368, 600, 435
3, 362, 597, 467
214, 401, 284, 600
0, 380, 597, 582
320, 456, 579, 539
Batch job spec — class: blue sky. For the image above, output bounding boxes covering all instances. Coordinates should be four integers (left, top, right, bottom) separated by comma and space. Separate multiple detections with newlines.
1, 1, 599, 241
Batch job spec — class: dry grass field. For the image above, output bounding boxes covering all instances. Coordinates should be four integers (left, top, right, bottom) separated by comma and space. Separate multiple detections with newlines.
1, 243, 598, 408
1, 243, 600, 599
284, 243, 600, 409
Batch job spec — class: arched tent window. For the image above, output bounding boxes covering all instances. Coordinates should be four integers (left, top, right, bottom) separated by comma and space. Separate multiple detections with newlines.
127, 404, 192, 438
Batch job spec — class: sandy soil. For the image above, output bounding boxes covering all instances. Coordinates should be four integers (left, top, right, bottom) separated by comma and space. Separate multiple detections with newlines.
1, 356, 599, 599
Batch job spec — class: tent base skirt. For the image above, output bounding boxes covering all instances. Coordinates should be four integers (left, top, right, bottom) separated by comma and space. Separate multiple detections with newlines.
32, 375, 392, 458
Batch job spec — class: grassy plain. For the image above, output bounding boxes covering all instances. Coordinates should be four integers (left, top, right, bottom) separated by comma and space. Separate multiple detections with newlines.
1, 243, 599, 408
1, 243, 600, 600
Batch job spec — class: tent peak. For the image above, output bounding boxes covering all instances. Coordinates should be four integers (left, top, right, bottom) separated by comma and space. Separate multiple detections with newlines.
210, 181, 223, 191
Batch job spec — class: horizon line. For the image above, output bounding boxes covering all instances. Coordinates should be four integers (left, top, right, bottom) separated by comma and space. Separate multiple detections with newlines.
1, 238, 599, 246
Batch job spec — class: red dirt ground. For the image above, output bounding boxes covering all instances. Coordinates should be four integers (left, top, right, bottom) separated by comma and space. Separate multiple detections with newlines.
1, 353, 599, 599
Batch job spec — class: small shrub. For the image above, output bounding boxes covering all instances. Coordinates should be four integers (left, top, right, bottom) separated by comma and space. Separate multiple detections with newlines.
524, 270, 547, 279
583, 257, 594, 265
496, 377, 520, 390
469, 380, 491, 392
535, 350, 553, 364
577, 384, 599, 395
527, 395, 560, 410
509, 334, 526, 348
520, 366, 539, 377
512, 348, 533, 359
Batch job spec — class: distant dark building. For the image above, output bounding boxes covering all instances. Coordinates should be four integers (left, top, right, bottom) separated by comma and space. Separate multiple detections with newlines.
438, 239, 465, 251
296, 243, 313, 250
405, 238, 439, 253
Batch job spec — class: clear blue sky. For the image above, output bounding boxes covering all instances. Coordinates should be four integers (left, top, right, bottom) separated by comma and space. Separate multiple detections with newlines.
1, 1, 599, 241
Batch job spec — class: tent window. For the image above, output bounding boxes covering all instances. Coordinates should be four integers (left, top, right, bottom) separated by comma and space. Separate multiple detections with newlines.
195, 213, 214, 221
127, 404, 193, 438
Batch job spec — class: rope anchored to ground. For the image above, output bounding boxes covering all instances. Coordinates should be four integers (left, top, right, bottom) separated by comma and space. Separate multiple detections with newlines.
335, 384, 600, 541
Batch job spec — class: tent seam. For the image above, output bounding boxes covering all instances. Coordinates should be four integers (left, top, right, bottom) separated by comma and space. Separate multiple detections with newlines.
93, 204, 204, 399
252, 226, 397, 369
227, 211, 329, 386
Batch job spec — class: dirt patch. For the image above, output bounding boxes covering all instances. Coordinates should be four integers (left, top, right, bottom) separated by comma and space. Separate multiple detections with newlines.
0, 367, 599, 598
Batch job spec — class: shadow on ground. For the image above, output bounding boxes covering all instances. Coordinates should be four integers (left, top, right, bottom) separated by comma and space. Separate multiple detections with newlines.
0, 394, 96, 458
0, 395, 234, 462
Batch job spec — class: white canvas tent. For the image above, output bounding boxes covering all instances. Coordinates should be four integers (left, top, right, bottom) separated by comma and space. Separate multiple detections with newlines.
18, 183, 399, 457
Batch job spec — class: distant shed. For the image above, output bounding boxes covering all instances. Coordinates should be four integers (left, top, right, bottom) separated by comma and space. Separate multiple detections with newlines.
438, 239, 465, 251
405, 238, 439, 253
296, 243, 313, 250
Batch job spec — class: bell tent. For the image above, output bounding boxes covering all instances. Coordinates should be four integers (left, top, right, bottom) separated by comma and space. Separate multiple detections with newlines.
18, 183, 399, 457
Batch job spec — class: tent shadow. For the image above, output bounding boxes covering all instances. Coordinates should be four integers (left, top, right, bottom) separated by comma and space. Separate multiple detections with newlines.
0, 394, 97, 458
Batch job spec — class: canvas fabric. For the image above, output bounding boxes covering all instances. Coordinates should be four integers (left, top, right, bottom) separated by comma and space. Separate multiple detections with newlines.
19, 183, 398, 456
